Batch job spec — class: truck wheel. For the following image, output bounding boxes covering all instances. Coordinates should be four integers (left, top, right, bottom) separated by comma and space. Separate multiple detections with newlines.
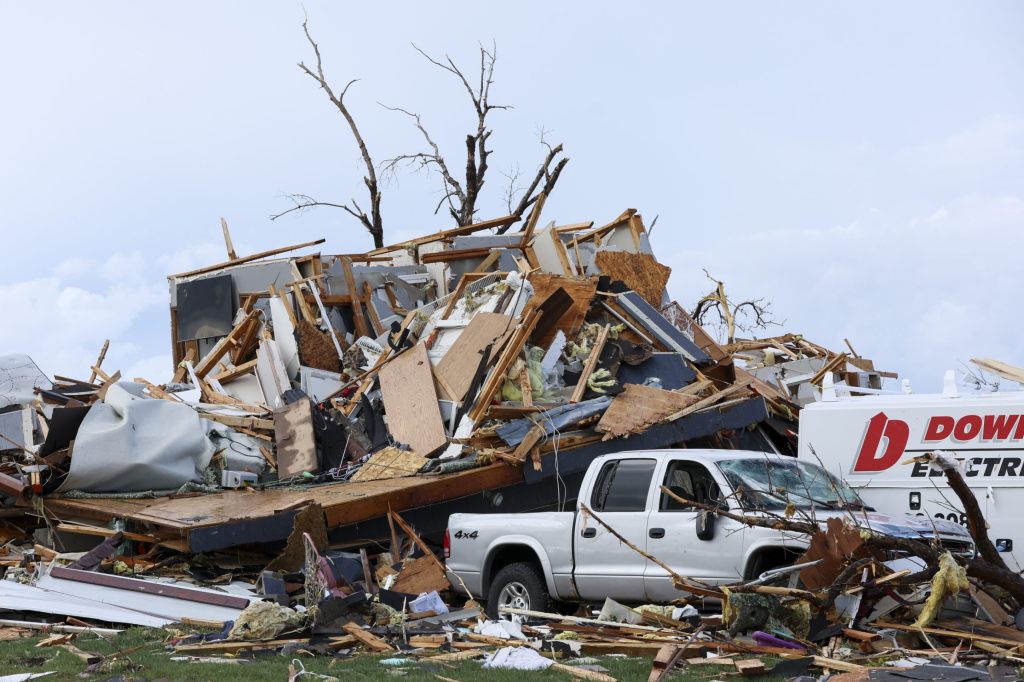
486, 562, 549, 619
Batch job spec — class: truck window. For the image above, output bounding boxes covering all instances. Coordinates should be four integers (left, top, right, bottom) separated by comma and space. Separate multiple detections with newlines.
590, 459, 656, 512
660, 461, 723, 511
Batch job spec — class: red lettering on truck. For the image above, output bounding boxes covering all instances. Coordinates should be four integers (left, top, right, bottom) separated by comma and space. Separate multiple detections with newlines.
924, 416, 954, 441
983, 414, 1019, 441
853, 412, 909, 472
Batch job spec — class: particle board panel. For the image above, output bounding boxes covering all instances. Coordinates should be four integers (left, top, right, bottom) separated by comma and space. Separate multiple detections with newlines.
378, 343, 447, 456
433, 313, 513, 402
595, 383, 701, 440
593, 251, 670, 307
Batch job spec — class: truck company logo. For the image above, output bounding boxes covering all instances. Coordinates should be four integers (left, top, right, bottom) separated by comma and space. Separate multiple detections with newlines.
853, 411, 1024, 476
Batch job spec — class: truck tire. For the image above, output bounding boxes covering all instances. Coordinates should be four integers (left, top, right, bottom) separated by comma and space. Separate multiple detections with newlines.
486, 562, 549, 619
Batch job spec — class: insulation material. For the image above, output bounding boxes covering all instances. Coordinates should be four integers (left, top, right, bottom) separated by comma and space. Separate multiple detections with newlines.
595, 384, 701, 440
349, 446, 427, 482
594, 251, 671, 307
913, 552, 969, 628
57, 382, 214, 493
296, 319, 342, 372
378, 343, 447, 456
228, 601, 304, 641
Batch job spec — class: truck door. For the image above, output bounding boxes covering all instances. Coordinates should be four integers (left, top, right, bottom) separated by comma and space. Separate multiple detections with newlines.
573, 457, 656, 602
644, 459, 746, 602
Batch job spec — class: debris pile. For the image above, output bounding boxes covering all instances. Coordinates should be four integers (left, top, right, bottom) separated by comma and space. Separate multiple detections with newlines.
2, 205, 1024, 680
2, 207, 823, 551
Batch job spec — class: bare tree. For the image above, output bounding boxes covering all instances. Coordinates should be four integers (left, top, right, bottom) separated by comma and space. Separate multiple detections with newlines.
271, 18, 384, 249
692, 269, 782, 344
381, 43, 568, 230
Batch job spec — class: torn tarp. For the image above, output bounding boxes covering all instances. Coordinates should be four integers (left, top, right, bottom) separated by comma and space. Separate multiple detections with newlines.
494, 396, 612, 447
58, 382, 215, 493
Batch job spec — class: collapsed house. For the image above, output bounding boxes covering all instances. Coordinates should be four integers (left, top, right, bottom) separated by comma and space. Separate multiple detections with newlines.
4, 207, 884, 552
7, 208, 1024, 680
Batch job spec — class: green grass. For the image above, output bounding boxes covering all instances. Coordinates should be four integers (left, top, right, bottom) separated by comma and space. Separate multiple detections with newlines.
0, 628, 786, 681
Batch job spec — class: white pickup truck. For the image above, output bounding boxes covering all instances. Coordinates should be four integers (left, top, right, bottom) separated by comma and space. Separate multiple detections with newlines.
445, 449, 972, 617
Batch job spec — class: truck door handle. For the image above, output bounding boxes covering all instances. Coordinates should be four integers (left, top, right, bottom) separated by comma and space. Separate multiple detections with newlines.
581, 528, 596, 538
649, 528, 665, 539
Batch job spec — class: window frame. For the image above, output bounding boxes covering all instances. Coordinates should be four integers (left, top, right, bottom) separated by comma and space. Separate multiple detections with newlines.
589, 458, 657, 513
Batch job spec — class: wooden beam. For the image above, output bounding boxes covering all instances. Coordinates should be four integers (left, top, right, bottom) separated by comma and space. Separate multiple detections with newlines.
341, 257, 370, 339
468, 309, 540, 423
291, 282, 317, 325
365, 214, 520, 256
570, 324, 611, 403
193, 309, 261, 379
519, 192, 547, 248
171, 347, 196, 384
211, 359, 258, 384
419, 247, 493, 264
220, 217, 238, 260
554, 221, 595, 233
88, 340, 109, 384
169, 238, 326, 279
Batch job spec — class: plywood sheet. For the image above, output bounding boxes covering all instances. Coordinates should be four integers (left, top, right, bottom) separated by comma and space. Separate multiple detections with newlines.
434, 313, 512, 402
594, 251, 670, 307
525, 274, 598, 348
378, 343, 447, 456
595, 383, 700, 440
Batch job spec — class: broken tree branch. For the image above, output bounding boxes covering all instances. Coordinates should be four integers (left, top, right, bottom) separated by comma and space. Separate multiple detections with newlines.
272, 17, 384, 249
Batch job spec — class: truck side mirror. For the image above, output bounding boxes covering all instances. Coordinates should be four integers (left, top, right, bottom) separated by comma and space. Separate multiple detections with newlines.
696, 509, 715, 541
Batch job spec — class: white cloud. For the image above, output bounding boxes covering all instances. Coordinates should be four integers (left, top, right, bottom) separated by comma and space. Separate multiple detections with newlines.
0, 242, 222, 383
897, 115, 1024, 183
663, 192, 1024, 393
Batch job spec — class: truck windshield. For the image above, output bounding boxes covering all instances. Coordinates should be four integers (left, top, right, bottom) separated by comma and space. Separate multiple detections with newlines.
716, 458, 865, 511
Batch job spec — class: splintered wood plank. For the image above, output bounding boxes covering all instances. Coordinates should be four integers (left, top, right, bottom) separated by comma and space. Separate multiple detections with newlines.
434, 313, 512, 402
570, 324, 610, 403
596, 384, 701, 440
342, 622, 394, 652
340, 256, 369, 339
525, 275, 598, 348
169, 238, 325, 279
378, 343, 447, 456
467, 309, 540, 423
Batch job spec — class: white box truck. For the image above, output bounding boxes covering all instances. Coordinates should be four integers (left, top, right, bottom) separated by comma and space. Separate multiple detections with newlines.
799, 377, 1024, 570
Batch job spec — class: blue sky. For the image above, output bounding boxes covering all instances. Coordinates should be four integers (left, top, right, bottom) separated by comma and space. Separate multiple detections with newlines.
1, 2, 1021, 391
